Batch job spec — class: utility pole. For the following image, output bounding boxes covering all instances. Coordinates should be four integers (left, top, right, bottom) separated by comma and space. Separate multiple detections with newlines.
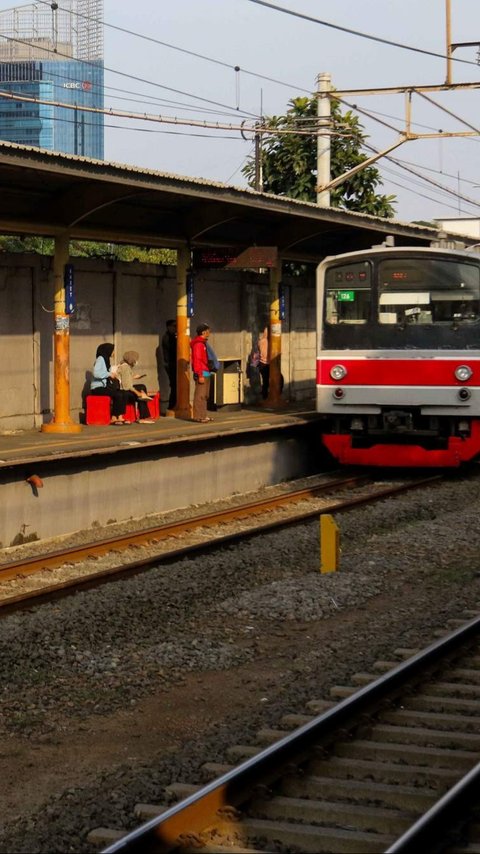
445, 0, 452, 84
445, 0, 480, 85
254, 122, 263, 191
316, 72, 332, 207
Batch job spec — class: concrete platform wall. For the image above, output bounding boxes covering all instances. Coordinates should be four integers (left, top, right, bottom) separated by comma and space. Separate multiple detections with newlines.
0, 254, 316, 430
1, 431, 316, 547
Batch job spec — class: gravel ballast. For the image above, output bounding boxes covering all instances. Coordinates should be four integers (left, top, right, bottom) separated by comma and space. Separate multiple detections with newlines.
0, 470, 479, 853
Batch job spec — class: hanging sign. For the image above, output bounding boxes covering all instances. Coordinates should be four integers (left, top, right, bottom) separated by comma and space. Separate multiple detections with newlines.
187, 271, 195, 317
278, 281, 286, 320
64, 264, 76, 315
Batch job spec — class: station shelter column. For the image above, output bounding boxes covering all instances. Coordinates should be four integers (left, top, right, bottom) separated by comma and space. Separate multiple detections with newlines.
41, 232, 82, 434
266, 260, 286, 408
174, 245, 192, 420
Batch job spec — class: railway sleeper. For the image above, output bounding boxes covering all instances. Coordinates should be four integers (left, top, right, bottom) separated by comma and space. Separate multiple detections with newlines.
310, 755, 460, 788
251, 794, 413, 835
334, 739, 477, 769
201, 762, 235, 781
281, 773, 438, 812
401, 681, 480, 699
407, 694, 480, 714
305, 699, 335, 714
381, 708, 480, 732
201, 817, 392, 854
366, 722, 480, 750
444, 668, 480, 683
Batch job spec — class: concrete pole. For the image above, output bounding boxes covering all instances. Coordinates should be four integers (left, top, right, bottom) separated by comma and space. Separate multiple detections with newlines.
174, 245, 192, 420
445, 0, 453, 85
316, 72, 332, 208
265, 262, 286, 408
41, 232, 81, 433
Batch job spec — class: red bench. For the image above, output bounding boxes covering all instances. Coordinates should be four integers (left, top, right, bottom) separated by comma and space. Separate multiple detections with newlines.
85, 392, 160, 425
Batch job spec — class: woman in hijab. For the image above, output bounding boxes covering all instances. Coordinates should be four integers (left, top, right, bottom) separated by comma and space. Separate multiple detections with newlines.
116, 351, 154, 423
90, 343, 129, 425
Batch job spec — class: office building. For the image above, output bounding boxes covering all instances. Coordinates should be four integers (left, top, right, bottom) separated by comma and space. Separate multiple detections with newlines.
0, 1, 104, 158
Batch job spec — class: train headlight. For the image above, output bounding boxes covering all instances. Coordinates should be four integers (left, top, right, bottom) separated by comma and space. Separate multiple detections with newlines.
455, 365, 472, 382
330, 364, 347, 381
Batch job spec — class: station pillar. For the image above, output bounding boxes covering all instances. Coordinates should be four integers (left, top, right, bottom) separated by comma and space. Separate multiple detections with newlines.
265, 261, 286, 408
173, 245, 192, 420
41, 233, 82, 434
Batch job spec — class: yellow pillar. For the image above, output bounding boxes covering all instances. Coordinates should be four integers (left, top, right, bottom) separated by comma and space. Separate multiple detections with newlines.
41, 233, 82, 434
265, 262, 286, 408
173, 245, 192, 420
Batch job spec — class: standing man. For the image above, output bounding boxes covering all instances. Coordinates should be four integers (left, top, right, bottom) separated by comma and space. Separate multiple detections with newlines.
190, 322, 213, 423
162, 319, 177, 411
258, 326, 270, 400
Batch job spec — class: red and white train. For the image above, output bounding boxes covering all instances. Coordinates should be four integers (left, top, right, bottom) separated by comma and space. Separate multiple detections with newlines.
316, 244, 480, 467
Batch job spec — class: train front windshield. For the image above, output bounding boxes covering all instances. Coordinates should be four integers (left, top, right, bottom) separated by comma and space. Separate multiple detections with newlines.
324, 255, 480, 349
378, 258, 480, 325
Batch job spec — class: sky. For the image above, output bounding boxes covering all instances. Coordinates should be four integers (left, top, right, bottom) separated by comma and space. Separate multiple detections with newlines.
2, 0, 480, 224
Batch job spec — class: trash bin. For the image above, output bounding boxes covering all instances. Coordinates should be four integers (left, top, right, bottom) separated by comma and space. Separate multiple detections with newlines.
208, 358, 243, 410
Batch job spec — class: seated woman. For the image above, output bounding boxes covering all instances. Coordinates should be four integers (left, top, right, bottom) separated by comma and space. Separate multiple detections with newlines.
116, 351, 154, 423
90, 342, 129, 425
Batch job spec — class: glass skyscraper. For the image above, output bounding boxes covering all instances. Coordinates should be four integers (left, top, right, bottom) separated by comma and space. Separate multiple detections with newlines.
0, 2, 104, 159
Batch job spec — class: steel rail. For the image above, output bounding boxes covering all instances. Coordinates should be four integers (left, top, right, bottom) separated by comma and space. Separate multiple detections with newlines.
103, 614, 480, 853
0, 474, 442, 613
0, 473, 368, 582
386, 760, 480, 853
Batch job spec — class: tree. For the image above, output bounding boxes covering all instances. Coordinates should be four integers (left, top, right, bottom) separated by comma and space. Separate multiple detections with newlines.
243, 96, 396, 218
0, 235, 176, 265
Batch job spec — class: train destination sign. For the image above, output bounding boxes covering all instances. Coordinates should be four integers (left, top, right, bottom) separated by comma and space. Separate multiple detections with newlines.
193, 246, 278, 270
336, 290, 355, 301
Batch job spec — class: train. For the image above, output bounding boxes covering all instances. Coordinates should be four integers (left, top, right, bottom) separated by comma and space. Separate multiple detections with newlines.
316, 244, 480, 467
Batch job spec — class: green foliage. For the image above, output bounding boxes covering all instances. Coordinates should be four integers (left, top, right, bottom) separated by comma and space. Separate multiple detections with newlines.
0, 235, 53, 254
0, 235, 176, 265
70, 242, 177, 265
243, 95, 396, 218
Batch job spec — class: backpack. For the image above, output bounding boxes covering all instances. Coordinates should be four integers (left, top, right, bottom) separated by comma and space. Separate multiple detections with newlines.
206, 342, 220, 372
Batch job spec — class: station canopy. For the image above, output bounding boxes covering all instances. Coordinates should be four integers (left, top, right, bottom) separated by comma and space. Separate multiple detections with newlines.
0, 140, 444, 263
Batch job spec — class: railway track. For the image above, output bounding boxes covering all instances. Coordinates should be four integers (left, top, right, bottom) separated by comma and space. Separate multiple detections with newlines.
0, 471, 441, 611
95, 612, 480, 854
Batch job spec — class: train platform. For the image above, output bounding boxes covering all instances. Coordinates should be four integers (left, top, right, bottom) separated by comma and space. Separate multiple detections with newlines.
1, 403, 325, 547
0, 403, 321, 469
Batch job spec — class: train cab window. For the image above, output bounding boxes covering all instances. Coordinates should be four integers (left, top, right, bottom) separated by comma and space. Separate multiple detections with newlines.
378, 257, 480, 325
325, 262, 371, 324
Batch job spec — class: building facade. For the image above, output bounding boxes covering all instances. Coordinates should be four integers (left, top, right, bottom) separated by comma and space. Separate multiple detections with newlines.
0, 2, 104, 158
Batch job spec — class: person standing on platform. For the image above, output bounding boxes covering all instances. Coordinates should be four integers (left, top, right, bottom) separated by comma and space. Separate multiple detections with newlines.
162, 319, 177, 410
190, 322, 213, 423
258, 326, 270, 400
116, 351, 154, 424
90, 343, 128, 425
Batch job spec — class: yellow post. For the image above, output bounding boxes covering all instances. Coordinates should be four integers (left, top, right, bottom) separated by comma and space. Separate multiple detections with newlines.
320, 514, 340, 573
41, 232, 82, 434
173, 245, 192, 420
265, 261, 286, 408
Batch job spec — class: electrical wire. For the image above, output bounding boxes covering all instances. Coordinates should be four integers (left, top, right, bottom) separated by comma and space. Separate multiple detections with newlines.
32, 0, 310, 93
244, 0, 480, 68
0, 32, 259, 117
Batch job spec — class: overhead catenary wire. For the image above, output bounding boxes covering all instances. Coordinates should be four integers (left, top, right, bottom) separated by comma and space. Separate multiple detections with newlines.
244, 0, 480, 69
32, 0, 310, 94
0, 85, 354, 138
3, 2, 478, 214
0, 32, 259, 118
